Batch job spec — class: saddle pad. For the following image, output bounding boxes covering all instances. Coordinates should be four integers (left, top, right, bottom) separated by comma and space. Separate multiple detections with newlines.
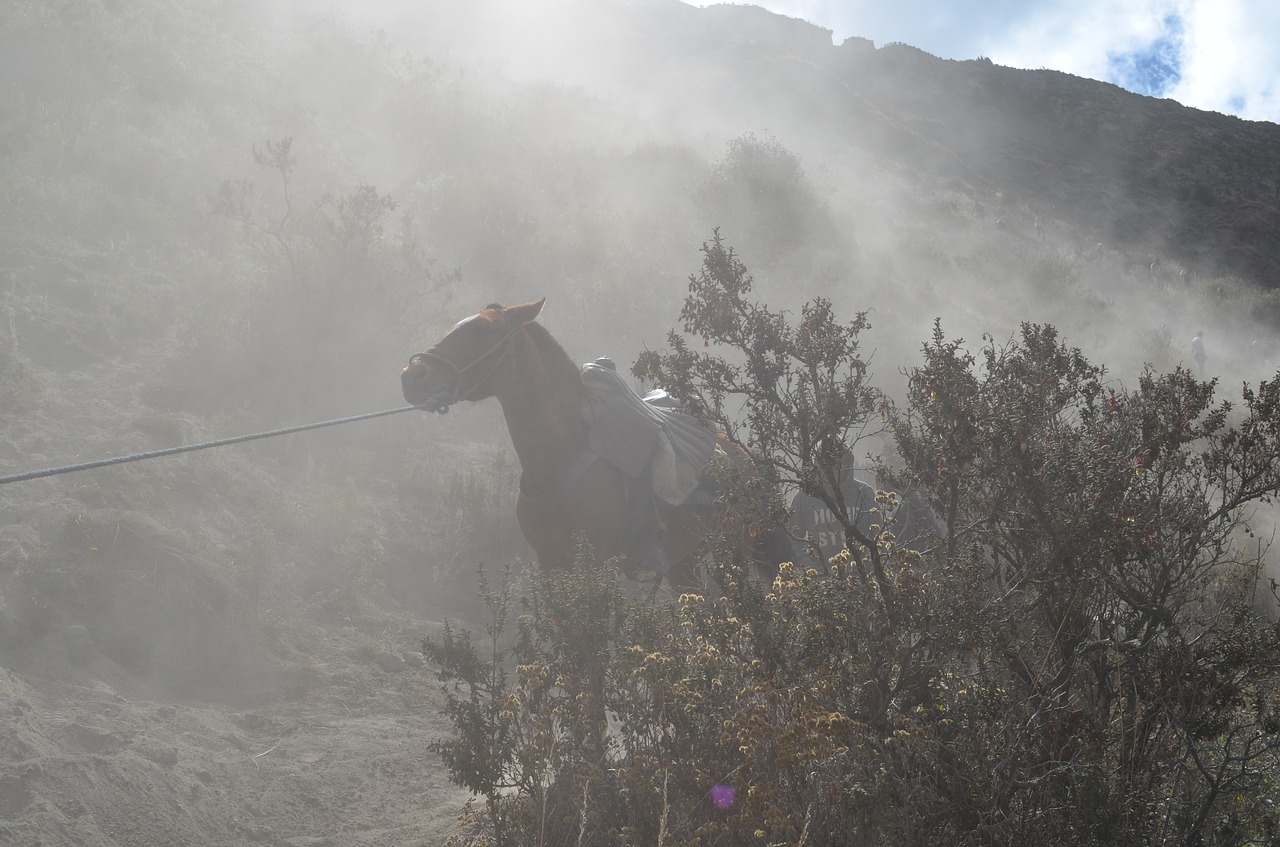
581, 362, 717, 496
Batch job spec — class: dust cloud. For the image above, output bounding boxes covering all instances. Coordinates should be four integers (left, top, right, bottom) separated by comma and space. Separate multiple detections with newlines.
1, 0, 1278, 842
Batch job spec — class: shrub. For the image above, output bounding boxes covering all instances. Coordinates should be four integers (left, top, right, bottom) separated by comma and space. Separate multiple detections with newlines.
425, 238, 1280, 846
695, 135, 837, 267
188, 139, 454, 416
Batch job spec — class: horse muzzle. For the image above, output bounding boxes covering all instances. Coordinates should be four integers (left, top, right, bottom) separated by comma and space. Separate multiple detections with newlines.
401, 361, 455, 413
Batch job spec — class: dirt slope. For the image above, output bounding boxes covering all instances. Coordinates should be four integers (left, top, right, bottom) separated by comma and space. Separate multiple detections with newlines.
0, 612, 469, 846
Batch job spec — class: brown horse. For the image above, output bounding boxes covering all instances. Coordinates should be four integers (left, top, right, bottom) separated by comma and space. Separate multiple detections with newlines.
400, 299, 789, 589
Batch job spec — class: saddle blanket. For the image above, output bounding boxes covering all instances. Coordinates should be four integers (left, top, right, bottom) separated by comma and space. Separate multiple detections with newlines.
580, 360, 718, 505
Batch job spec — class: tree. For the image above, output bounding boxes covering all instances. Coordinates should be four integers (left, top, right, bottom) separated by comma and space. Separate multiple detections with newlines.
427, 237, 1280, 846
198, 139, 451, 415
633, 230, 887, 578
695, 135, 836, 266
888, 321, 1280, 844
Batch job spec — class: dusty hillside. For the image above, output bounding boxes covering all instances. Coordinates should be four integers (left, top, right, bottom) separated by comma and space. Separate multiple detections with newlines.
451, 0, 1280, 286
2, 0, 1279, 844
827, 43, 1280, 284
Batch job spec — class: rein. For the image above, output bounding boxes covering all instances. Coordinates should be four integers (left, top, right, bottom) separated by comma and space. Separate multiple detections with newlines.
409, 327, 518, 413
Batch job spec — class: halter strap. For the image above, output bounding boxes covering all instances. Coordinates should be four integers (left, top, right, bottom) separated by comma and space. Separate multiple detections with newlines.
409, 326, 518, 413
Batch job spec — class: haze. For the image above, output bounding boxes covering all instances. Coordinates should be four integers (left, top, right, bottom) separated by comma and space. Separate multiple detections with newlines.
1, 0, 1278, 842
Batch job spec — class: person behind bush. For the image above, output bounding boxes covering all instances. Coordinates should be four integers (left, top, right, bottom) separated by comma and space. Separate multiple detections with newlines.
789, 444, 876, 565
791, 442, 947, 565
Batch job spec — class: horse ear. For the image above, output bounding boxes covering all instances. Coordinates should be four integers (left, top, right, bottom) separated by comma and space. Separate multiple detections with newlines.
505, 299, 546, 325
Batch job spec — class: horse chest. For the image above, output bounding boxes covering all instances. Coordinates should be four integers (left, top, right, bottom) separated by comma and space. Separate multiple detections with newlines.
515, 469, 629, 567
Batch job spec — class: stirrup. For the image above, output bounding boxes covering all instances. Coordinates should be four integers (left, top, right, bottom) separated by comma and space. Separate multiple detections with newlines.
622, 556, 664, 585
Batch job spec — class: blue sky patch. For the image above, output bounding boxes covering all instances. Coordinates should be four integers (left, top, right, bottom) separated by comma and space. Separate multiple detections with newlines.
745, 1, 1276, 122
1105, 13, 1184, 97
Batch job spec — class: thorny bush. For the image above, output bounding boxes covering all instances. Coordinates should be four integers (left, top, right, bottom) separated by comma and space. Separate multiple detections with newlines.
426, 236, 1280, 846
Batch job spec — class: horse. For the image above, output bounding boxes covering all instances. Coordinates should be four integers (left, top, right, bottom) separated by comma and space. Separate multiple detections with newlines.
400, 299, 790, 590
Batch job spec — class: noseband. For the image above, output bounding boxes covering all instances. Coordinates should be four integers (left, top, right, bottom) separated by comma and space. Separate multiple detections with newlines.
409, 326, 518, 414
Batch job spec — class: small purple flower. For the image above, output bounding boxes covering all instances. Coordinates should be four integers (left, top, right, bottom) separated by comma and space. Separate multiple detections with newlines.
710, 783, 735, 809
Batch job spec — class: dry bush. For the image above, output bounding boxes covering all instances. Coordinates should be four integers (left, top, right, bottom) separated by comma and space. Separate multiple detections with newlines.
425, 240, 1280, 847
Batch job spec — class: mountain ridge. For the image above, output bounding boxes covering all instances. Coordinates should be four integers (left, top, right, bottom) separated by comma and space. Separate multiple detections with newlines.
578, 0, 1280, 286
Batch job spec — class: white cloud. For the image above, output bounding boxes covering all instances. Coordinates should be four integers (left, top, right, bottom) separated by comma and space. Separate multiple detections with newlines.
1170, 1, 1280, 121
983, 0, 1184, 90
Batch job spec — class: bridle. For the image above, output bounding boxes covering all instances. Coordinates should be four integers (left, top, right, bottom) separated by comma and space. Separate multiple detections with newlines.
410, 314, 599, 500
408, 324, 519, 414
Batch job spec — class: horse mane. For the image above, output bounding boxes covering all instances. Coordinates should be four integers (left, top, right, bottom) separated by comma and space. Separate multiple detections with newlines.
523, 320, 583, 395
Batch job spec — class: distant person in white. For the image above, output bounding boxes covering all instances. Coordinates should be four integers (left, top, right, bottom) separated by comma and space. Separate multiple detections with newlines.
1191, 330, 1207, 372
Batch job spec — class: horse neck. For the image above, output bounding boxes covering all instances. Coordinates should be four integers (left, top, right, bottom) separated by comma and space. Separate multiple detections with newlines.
493, 331, 587, 490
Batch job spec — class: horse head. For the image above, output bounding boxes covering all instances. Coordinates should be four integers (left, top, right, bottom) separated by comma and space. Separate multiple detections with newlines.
402, 299, 545, 412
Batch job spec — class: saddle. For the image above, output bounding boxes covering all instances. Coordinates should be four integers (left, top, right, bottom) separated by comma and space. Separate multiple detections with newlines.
578, 358, 719, 580
581, 358, 721, 504
579, 359, 717, 506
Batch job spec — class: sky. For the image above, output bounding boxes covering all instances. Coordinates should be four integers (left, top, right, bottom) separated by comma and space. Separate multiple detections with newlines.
697, 0, 1280, 124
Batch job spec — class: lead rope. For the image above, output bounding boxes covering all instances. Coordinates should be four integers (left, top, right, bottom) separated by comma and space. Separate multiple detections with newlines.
0, 404, 427, 486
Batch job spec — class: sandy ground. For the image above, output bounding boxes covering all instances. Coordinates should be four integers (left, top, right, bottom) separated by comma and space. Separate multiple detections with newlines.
0, 613, 471, 847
